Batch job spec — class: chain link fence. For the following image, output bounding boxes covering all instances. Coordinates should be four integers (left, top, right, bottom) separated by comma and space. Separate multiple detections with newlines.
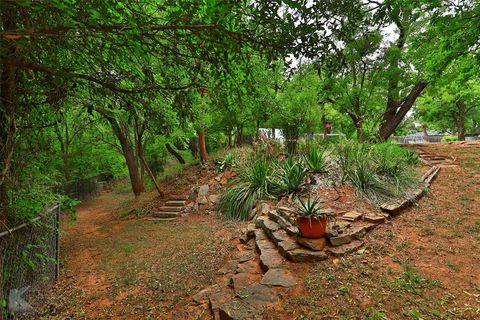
0, 203, 60, 319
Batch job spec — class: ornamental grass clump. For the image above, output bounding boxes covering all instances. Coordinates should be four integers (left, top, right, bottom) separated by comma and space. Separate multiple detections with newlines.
337, 142, 419, 201
280, 157, 306, 193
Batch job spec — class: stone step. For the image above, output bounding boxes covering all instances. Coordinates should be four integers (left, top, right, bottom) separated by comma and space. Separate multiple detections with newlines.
169, 194, 188, 201
151, 217, 176, 222
158, 206, 182, 212
153, 212, 179, 219
165, 200, 186, 207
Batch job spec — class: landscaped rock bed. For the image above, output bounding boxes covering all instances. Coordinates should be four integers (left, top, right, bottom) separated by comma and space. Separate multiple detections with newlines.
190, 151, 441, 320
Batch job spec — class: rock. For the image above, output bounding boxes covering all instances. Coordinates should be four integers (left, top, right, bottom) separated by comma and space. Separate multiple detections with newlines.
219, 284, 278, 320
219, 299, 262, 320
215, 173, 223, 182
236, 260, 260, 273
258, 202, 271, 215
260, 269, 296, 288
231, 273, 261, 294
364, 213, 386, 224
209, 287, 234, 312
255, 216, 268, 229
277, 240, 301, 256
326, 229, 338, 238
237, 250, 255, 263
286, 248, 328, 262
268, 211, 299, 235
246, 223, 256, 238
255, 239, 276, 254
362, 223, 377, 232
329, 233, 353, 246
208, 194, 220, 204
217, 261, 238, 275
198, 184, 210, 196
327, 240, 364, 257
236, 284, 278, 308
270, 230, 290, 244
349, 226, 367, 240
197, 195, 209, 205
259, 249, 284, 271
339, 210, 363, 222
254, 229, 268, 241
296, 237, 327, 251
277, 206, 296, 221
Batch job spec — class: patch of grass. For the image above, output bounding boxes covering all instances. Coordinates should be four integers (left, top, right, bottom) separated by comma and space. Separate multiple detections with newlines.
468, 221, 480, 234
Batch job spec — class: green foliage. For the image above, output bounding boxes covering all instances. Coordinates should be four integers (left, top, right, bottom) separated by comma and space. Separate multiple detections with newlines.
304, 147, 328, 173
218, 151, 236, 171
296, 195, 324, 218
219, 157, 278, 220
280, 157, 306, 193
441, 135, 459, 142
337, 142, 419, 201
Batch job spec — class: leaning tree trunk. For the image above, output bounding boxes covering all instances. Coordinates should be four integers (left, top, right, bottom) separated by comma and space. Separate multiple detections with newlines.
198, 130, 208, 162
105, 118, 144, 196
378, 80, 428, 141
165, 143, 185, 164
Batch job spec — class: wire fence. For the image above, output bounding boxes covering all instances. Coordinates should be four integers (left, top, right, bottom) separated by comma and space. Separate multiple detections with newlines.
0, 203, 60, 318
62, 173, 113, 200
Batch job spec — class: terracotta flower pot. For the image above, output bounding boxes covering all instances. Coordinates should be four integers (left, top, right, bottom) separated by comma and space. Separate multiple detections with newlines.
296, 216, 327, 239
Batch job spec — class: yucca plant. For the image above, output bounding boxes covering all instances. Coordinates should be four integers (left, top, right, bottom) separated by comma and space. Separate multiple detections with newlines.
304, 147, 328, 173
219, 157, 278, 220
280, 157, 306, 193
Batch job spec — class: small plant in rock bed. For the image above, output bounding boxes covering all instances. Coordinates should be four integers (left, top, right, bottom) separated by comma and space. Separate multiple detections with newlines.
280, 157, 306, 193
304, 147, 328, 173
295, 195, 328, 238
219, 157, 278, 220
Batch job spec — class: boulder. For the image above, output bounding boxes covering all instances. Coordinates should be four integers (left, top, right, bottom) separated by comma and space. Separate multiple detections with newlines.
198, 184, 210, 196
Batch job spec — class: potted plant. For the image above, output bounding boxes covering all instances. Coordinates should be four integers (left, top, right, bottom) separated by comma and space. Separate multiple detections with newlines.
296, 195, 328, 238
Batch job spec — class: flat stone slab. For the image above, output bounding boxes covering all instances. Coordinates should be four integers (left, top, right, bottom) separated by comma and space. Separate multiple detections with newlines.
236, 260, 260, 273
277, 240, 301, 257
261, 218, 280, 236
255, 239, 276, 253
237, 250, 255, 263
270, 229, 290, 244
327, 240, 364, 257
231, 273, 262, 294
254, 229, 268, 241
339, 210, 363, 221
296, 237, 327, 251
219, 284, 278, 320
286, 248, 328, 262
260, 269, 296, 288
268, 211, 299, 235
364, 213, 386, 224
329, 233, 352, 246
259, 249, 284, 271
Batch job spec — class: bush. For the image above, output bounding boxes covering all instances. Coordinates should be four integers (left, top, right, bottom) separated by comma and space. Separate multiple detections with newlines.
304, 147, 328, 173
441, 135, 458, 142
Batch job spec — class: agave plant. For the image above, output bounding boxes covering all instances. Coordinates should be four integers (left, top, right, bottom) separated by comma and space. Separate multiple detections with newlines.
304, 147, 328, 173
280, 157, 306, 193
296, 195, 324, 219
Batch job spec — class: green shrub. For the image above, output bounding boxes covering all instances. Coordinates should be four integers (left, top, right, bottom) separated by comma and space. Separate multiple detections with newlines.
304, 147, 328, 173
218, 151, 236, 171
441, 135, 458, 142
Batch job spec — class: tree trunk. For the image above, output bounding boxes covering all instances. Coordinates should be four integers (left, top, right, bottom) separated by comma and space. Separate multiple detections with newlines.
378, 80, 428, 141
63, 153, 72, 181
271, 127, 275, 139
346, 109, 363, 143
198, 130, 208, 162
165, 142, 185, 164
456, 100, 466, 141
103, 117, 144, 196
